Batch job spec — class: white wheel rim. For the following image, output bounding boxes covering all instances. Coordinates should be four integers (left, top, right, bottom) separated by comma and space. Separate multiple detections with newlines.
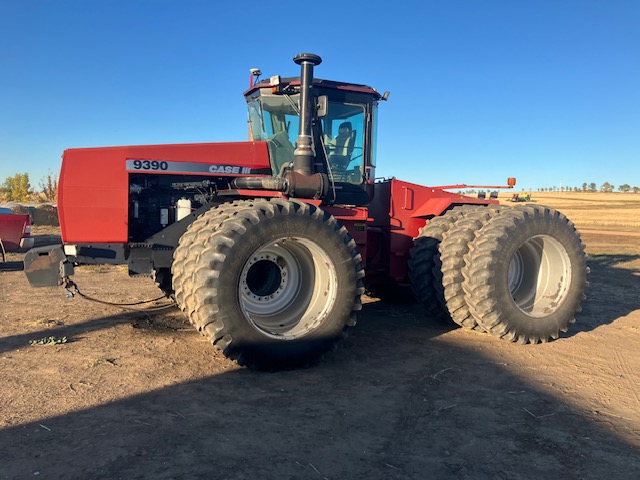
239, 237, 338, 339
507, 234, 572, 318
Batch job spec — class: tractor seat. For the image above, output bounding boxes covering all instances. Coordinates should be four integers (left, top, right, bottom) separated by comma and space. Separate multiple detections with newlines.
333, 129, 356, 157
328, 125, 356, 173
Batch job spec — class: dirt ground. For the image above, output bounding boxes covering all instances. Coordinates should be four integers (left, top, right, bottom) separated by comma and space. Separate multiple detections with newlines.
1, 219, 639, 479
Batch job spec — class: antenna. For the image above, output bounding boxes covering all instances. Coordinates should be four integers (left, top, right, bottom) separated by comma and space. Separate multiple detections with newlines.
249, 68, 262, 87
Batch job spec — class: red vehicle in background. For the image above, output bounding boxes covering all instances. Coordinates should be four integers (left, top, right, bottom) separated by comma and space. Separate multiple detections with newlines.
0, 207, 34, 257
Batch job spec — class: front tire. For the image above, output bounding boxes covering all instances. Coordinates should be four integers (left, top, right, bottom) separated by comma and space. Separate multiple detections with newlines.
173, 199, 364, 369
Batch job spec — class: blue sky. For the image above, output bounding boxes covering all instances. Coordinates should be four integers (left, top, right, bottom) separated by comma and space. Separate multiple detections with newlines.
1, 0, 638, 191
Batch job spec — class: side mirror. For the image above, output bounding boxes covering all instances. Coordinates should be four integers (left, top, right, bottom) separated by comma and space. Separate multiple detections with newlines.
316, 95, 328, 117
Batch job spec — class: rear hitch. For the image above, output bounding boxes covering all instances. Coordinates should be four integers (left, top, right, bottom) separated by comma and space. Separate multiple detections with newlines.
63, 278, 79, 297
23, 245, 75, 288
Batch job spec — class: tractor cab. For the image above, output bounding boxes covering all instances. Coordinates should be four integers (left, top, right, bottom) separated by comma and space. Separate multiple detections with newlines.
244, 75, 383, 206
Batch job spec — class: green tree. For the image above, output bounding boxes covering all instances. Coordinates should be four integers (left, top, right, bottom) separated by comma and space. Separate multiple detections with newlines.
601, 181, 614, 193
633, 186, 640, 193
588, 182, 597, 192
0, 173, 32, 201
618, 184, 631, 193
582, 182, 587, 192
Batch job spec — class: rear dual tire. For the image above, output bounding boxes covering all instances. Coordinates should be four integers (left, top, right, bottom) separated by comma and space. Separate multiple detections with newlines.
462, 205, 588, 343
408, 205, 481, 320
438, 207, 503, 330
411, 204, 588, 343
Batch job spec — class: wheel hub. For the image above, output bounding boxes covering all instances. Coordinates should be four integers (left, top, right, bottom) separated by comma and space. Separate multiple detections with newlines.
244, 256, 287, 300
507, 234, 572, 318
238, 237, 337, 338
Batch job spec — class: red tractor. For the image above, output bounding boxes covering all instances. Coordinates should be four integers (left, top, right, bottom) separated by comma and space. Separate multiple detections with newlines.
25, 54, 588, 369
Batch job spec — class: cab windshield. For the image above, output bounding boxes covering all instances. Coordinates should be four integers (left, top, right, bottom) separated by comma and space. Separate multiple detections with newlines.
248, 95, 300, 142
248, 95, 300, 175
247, 95, 366, 185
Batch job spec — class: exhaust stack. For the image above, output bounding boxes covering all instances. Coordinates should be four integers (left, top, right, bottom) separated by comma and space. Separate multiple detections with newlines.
292, 53, 322, 176
233, 53, 328, 199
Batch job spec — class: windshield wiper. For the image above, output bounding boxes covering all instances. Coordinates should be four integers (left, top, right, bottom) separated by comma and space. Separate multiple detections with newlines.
283, 94, 300, 115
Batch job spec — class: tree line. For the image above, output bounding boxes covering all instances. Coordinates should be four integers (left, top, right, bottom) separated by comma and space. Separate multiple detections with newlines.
536, 182, 640, 193
0, 172, 58, 203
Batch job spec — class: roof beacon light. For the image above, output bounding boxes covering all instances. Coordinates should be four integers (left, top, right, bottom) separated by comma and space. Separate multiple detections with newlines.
270, 75, 282, 93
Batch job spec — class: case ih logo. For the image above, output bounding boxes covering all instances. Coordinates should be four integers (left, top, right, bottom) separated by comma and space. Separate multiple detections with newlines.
126, 159, 256, 175
208, 165, 252, 174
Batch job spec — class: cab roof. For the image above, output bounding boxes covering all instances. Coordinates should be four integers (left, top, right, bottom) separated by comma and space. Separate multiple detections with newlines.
244, 77, 382, 100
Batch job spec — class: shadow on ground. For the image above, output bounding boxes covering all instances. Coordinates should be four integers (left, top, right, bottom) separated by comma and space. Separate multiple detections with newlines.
0, 260, 23, 272
1, 300, 639, 480
567, 254, 640, 336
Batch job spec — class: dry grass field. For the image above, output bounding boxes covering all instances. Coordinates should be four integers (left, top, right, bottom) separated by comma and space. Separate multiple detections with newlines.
499, 191, 640, 232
